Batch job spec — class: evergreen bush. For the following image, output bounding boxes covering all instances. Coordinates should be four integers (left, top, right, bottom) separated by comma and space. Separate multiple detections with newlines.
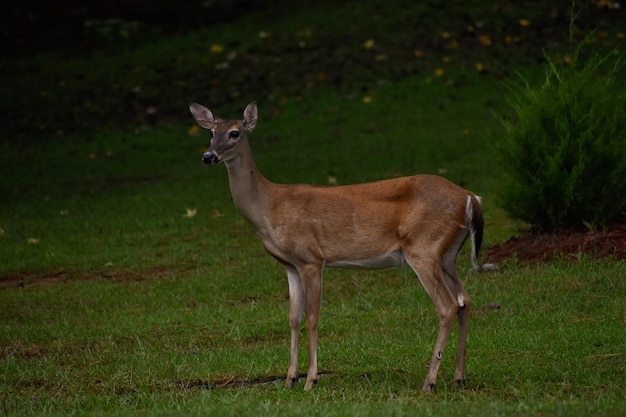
496, 42, 626, 231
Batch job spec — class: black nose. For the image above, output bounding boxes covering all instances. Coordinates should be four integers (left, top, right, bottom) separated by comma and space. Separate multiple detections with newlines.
202, 152, 219, 165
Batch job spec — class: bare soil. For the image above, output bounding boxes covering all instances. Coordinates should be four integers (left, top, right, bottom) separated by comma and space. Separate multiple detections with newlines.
486, 218, 626, 263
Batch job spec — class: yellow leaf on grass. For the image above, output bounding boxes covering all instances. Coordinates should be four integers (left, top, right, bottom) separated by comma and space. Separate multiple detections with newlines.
475, 62, 488, 72
183, 208, 197, 218
188, 125, 201, 136
362, 39, 376, 49
210, 44, 224, 53
446, 40, 459, 49
479, 35, 492, 46
519, 19, 531, 27
505, 35, 523, 44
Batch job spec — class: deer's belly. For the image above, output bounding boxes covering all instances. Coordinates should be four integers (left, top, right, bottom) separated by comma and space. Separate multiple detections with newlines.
325, 249, 406, 269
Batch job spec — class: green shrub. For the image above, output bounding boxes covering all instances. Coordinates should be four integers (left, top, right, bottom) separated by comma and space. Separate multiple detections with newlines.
496, 42, 626, 231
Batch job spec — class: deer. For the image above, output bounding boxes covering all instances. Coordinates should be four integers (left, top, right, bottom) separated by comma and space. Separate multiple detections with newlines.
189, 101, 494, 393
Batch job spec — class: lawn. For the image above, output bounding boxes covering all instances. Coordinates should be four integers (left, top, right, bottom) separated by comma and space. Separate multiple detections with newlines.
1, 1, 625, 416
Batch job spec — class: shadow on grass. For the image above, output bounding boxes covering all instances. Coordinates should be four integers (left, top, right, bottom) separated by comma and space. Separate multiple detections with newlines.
177, 370, 335, 390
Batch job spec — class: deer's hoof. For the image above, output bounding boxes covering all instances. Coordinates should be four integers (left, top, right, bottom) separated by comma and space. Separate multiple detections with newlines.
422, 382, 436, 393
303, 378, 318, 391
451, 379, 466, 390
285, 376, 298, 388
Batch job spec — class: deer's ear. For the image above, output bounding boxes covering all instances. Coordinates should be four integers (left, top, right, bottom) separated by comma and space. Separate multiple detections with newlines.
189, 102, 216, 130
243, 102, 258, 132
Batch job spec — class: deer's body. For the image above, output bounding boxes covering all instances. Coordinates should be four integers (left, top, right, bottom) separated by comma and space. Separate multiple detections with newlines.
250, 176, 473, 269
189, 102, 490, 392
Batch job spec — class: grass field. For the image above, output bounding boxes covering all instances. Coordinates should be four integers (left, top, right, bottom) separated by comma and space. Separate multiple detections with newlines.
1, 1, 625, 416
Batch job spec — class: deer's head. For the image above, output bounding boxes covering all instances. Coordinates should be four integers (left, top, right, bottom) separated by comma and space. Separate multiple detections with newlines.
189, 102, 258, 165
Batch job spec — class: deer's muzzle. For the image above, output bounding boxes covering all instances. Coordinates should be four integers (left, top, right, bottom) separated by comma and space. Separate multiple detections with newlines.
202, 151, 220, 165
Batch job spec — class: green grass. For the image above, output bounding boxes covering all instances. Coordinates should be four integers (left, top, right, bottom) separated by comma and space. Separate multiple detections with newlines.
1, 1, 625, 415
2, 74, 625, 417
2, 251, 625, 415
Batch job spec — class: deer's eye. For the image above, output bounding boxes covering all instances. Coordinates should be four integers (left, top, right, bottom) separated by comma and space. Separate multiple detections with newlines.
229, 130, 240, 139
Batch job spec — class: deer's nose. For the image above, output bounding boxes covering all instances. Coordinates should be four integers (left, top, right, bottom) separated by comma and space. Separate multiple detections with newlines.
202, 152, 219, 165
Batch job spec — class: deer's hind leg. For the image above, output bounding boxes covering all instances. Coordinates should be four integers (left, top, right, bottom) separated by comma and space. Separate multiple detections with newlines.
403, 251, 459, 393
442, 234, 471, 389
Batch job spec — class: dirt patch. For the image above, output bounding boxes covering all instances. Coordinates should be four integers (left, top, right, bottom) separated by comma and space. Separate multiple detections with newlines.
0, 265, 179, 289
486, 218, 626, 263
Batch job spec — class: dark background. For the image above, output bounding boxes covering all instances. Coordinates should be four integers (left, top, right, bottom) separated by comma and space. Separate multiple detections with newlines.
2, 0, 311, 57
1, 1, 624, 141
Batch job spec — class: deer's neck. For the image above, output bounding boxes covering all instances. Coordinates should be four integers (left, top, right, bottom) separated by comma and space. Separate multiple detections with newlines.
223, 139, 272, 227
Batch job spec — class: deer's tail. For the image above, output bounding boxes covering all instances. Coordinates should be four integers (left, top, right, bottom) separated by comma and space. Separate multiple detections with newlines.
466, 195, 498, 272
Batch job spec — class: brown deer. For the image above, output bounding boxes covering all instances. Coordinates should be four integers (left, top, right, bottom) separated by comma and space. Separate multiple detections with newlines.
189, 101, 494, 392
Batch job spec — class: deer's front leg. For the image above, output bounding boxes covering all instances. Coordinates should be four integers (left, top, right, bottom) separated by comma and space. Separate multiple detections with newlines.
300, 263, 323, 391
286, 266, 304, 387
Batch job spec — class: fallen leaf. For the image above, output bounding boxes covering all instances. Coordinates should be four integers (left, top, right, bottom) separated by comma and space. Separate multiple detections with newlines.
316, 71, 328, 82
475, 62, 487, 73
446, 40, 459, 49
362, 39, 376, 49
183, 208, 197, 218
27, 238, 40, 244
519, 19, 531, 27
505, 35, 523, 44
188, 125, 201, 136
478, 35, 492, 45
210, 44, 224, 53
